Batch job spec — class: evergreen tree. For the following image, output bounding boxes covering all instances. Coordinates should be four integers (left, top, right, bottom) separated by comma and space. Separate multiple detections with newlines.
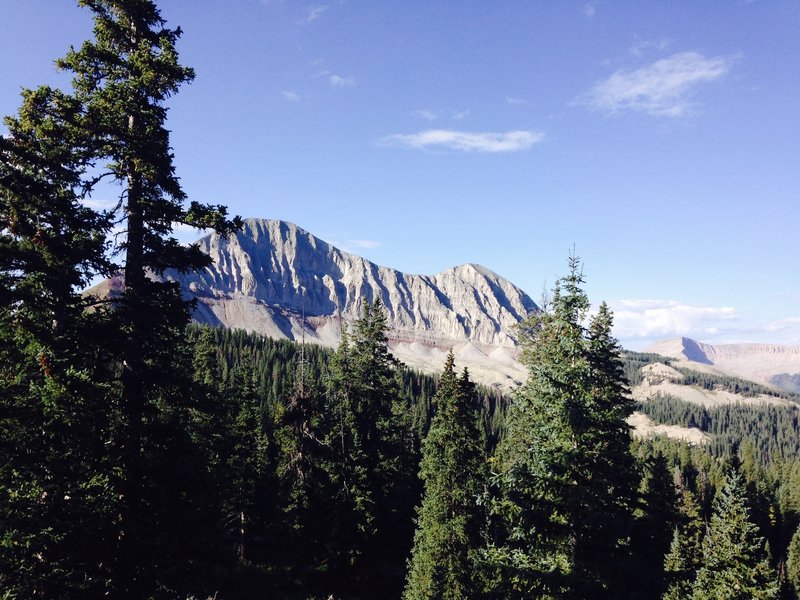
274, 348, 329, 574
628, 450, 679, 600
0, 2, 240, 596
486, 255, 636, 599
325, 299, 418, 594
692, 470, 779, 599
404, 352, 487, 600
0, 83, 114, 597
786, 525, 800, 599
663, 486, 705, 600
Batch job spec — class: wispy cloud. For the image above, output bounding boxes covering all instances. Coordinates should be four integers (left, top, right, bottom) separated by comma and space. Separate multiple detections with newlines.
582, 3, 596, 18
282, 90, 302, 102
413, 109, 438, 121
505, 96, 531, 106
412, 108, 471, 121
329, 74, 355, 88
630, 38, 671, 57
610, 299, 737, 345
379, 129, 544, 153
306, 4, 329, 22
582, 51, 734, 117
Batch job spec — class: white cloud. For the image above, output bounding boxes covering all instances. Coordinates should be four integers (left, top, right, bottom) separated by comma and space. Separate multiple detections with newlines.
631, 38, 671, 57
412, 108, 470, 121
306, 4, 329, 22
329, 74, 355, 88
379, 129, 544, 153
582, 3, 596, 18
413, 109, 438, 121
506, 96, 530, 106
282, 90, 302, 102
583, 51, 734, 117
610, 299, 737, 343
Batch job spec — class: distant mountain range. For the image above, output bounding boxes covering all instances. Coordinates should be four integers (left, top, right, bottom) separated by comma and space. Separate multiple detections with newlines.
160, 218, 538, 388
645, 337, 800, 394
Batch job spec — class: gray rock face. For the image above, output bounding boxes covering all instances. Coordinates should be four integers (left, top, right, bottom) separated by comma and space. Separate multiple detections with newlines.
166, 218, 538, 388
645, 337, 800, 395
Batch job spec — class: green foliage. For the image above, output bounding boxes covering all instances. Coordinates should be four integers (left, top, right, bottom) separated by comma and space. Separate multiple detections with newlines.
636, 394, 800, 461
323, 299, 420, 594
404, 353, 488, 599
691, 470, 779, 599
486, 256, 638, 599
786, 525, 800, 598
663, 486, 704, 599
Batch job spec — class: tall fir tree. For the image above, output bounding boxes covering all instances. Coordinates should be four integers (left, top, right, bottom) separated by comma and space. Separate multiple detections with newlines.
0, 82, 115, 597
692, 470, 779, 600
663, 485, 705, 600
628, 451, 679, 600
786, 524, 800, 599
2, 2, 240, 597
404, 352, 487, 600
486, 255, 637, 599
325, 299, 419, 594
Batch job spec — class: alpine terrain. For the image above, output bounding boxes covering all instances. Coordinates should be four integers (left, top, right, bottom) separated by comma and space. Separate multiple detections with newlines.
155, 218, 539, 388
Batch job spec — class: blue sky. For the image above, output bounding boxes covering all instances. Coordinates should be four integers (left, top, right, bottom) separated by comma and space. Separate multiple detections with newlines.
1, 1, 799, 349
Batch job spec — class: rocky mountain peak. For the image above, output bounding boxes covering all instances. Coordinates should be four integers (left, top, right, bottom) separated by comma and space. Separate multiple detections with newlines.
167, 218, 538, 388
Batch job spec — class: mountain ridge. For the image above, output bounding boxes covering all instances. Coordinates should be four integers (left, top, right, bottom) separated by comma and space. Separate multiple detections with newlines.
645, 336, 800, 393
163, 218, 538, 388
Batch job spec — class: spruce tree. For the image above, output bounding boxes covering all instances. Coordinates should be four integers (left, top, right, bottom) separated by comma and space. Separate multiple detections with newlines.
786, 525, 800, 599
692, 470, 779, 600
486, 256, 637, 599
1, 2, 240, 596
404, 352, 487, 600
663, 486, 705, 600
325, 299, 418, 594
0, 83, 115, 597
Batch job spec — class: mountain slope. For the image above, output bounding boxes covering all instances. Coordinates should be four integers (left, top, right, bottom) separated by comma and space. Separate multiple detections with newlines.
645, 337, 800, 393
164, 218, 538, 388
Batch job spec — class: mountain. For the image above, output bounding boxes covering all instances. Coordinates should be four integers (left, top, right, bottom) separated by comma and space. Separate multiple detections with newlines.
161, 218, 538, 388
645, 337, 800, 394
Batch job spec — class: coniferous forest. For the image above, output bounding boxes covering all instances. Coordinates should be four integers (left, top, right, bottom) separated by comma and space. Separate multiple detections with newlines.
3, 2, 800, 599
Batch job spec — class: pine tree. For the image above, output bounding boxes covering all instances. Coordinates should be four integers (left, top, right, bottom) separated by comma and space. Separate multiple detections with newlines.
486, 255, 637, 599
325, 299, 418, 594
786, 525, 800, 599
1, 2, 241, 596
663, 486, 704, 600
274, 349, 328, 573
404, 352, 487, 600
692, 470, 779, 599
0, 84, 115, 597
628, 450, 679, 599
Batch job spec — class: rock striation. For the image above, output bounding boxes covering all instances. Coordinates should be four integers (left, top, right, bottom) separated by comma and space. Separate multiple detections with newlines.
164, 218, 538, 388
645, 337, 800, 394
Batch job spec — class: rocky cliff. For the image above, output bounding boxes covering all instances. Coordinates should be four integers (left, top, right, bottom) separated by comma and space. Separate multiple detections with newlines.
645, 337, 800, 393
164, 218, 538, 388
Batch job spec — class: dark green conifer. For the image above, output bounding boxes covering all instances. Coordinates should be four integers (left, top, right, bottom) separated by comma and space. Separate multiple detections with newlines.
325, 299, 418, 594
404, 352, 487, 600
786, 525, 800, 599
486, 256, 637, 599
663, 486, 705, 600
0, 82, 114, 597
691, 470, 778, 599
